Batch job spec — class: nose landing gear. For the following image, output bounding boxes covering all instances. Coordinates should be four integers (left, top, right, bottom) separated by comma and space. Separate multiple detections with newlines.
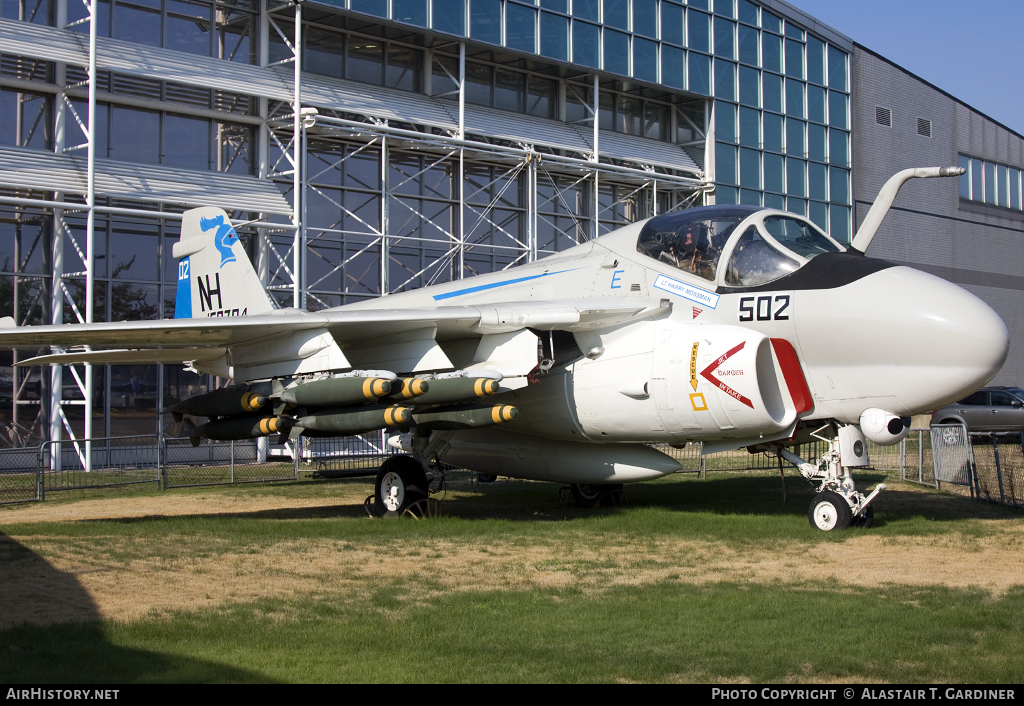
772, 424, 886, 531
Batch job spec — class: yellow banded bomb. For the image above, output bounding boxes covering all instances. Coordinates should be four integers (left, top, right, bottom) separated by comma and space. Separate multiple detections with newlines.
296, 405, 412, 435
407, 377, 500, 405
382, 378, 429, 402
278, 377, 391, 407
169, 389, 267, 418
192, 415, 292, 440
411, 404, 517, 430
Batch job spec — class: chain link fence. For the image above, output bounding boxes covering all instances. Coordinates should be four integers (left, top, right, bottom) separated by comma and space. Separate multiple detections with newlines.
163, 438, 299, 488
662, 439, 830, 477
5, 426, 1024, 510
662, 431, 941, 489
0, 446, 40, 504
963, 433, 1024, 508
900, 428, 938, 487
37, 436, 162, 497
296, 432, 397, 477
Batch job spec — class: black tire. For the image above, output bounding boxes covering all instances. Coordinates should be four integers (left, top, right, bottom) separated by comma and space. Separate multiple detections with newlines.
477, 473, 497, 483
571, 483, 603, 507
570, 483, 623, 507
374, 455, 428, 517
808, 491, 852, 531
852, 504, 874, 528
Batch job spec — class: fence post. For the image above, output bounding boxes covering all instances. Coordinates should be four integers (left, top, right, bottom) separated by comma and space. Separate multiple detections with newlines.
230, 440, 235, 484
918, 430, 924, 484
992, 437, 1005, 505
37, 441, 45, 501
968, 436, 978, 498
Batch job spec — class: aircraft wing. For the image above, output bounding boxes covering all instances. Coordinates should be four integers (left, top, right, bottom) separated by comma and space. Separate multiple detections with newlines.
12, 347, 229, 366
0, 308, 468, 349
3, 298, 664, 370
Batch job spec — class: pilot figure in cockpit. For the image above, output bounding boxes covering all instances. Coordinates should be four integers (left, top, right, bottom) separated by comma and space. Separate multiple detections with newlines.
686, 223, 725, 281
646, 220, 726, 282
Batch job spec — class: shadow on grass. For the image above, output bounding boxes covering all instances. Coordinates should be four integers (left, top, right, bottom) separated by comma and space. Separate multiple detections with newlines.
83, 503, 371, 525
0, 533, 275, 683
19, 468, 1020, 531
415, 469, 1023, 529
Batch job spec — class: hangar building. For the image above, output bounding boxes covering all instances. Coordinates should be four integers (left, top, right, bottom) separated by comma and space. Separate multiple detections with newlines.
0, 0, 1020, 442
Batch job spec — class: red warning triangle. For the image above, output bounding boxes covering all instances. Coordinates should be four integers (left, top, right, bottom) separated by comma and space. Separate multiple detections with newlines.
692, 307, 703, 319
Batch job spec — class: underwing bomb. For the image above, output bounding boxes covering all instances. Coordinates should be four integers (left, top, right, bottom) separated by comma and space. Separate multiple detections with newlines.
411, 404, 518, 430
192, 415, 292, 441
296, 405, 411, 435
382, 377, 429, 402
409, 377, 501, 406
169, 389, 267, 419
278, 377, 391, 407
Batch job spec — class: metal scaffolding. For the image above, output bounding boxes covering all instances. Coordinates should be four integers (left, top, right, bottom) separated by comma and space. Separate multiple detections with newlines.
1, 0, 710, 447
261, 0, 708, 309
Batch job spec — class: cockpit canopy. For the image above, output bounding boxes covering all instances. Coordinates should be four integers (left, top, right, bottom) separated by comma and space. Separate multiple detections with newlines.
636, 205, 844, 287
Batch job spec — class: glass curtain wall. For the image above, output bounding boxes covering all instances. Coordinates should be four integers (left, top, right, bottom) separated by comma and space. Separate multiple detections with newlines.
708, 1, 851, 241
324, 0, 854, 241
0, 0, 849, 440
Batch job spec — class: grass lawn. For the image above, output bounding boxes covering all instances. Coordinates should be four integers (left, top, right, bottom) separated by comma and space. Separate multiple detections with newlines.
1, 468, 1022, 683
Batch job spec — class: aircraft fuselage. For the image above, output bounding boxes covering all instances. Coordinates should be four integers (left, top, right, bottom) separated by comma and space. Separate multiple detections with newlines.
341, 214, 1007, 448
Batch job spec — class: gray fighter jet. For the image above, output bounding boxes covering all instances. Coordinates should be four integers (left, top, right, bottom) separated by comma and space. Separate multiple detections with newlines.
0, 167, 1007, 529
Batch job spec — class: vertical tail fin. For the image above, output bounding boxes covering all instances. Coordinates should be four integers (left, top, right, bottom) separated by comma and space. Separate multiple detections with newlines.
172, 207, 275, 319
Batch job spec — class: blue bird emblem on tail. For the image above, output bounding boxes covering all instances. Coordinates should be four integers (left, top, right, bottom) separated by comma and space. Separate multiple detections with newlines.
201, 215, 239, 268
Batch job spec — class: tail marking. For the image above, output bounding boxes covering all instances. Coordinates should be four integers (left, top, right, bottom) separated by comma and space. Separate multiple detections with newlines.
201, 214, 239, 268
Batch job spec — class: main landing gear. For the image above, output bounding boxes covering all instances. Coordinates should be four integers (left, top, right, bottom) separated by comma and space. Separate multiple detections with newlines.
372, 455, 430, 517
558, 483, 626, 508
773, 425, 885, 532
368, 430, 450, 518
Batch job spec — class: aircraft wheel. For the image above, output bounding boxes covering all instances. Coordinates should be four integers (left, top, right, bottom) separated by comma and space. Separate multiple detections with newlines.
570, 483, 624, 507
571, 483, 603, 507
852, 504, 874, 528
375, 455, 428, 517
808, 491, 852, 531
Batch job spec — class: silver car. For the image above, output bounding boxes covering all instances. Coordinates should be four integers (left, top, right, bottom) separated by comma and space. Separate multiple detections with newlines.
930, 386, 1024, 432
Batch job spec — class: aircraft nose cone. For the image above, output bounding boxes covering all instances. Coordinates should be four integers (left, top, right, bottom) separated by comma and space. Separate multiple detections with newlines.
796, 266, 1008, 415
882, 268, 1008, 406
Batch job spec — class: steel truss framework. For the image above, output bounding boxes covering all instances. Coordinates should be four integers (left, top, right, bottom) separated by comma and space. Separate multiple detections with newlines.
2, 0, 709, 451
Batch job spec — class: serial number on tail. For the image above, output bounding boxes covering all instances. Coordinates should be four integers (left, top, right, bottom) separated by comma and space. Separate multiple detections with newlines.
206, 309, 247, 317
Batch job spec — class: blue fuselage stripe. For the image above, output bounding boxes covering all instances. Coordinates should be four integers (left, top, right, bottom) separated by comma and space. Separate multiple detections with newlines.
432, 269, 576, 301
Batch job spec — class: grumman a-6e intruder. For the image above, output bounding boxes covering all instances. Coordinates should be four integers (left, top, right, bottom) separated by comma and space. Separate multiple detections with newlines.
0, 167, 1008, 529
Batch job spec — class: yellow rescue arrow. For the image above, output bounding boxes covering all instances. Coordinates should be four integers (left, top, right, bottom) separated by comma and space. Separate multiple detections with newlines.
690, 342, 699, 391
